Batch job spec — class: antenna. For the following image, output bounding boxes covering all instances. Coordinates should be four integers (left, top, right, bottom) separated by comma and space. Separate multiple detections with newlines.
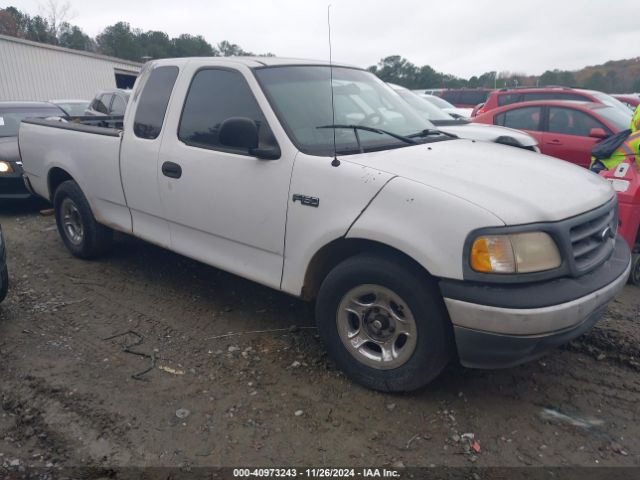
328, 4, 340, 167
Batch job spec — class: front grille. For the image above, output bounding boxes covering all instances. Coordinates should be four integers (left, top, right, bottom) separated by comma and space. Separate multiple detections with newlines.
569, 203, 617, 273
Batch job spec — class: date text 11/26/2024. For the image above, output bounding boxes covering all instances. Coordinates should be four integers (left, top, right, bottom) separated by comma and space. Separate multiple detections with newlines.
232, 468, 401, 478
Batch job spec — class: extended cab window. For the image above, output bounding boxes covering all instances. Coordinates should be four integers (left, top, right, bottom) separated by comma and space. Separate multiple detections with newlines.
178, 69, 276, 154
495, 106, 542, 131
134, 66, 179, 139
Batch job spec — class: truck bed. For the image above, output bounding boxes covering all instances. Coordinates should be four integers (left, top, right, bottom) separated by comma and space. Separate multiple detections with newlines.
19, 117, 131, 232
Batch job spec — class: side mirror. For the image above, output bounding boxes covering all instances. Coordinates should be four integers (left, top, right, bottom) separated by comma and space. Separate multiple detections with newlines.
589, 128, 608, 139
218, 117, 280, 160
219, 117, 259, 149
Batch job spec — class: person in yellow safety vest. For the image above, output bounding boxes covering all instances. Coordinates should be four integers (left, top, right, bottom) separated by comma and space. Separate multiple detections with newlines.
590, 104, 640, 171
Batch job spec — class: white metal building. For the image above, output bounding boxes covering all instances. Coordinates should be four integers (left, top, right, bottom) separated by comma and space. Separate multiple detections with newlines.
0, 34, 142, 102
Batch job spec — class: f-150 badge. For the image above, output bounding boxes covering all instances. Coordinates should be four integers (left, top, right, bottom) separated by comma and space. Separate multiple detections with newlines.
292, 194, 320, 207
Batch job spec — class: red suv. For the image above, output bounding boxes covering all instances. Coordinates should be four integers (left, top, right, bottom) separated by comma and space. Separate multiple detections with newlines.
473, 87, 631, 117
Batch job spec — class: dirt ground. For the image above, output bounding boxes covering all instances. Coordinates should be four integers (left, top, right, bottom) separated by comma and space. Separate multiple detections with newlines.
0, 200, 639, 471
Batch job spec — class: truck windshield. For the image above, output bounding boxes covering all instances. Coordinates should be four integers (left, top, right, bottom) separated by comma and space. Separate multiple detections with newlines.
254, 66, 442, 156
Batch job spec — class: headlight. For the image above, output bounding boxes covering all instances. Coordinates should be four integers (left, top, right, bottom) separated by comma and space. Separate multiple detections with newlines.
0, 161, 13, 173
470, 232, 561, 274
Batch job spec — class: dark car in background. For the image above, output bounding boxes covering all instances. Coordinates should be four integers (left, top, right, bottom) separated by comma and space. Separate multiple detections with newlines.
85, 89, 130, 116
473, 100, 630, 168
0, 101, 66, 199
0, 225, 7, 303
437, 88, 492, 108
50, 99, 91, 116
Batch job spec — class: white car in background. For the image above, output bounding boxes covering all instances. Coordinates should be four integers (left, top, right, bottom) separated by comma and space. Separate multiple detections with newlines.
390, 84, 539, 151
418, 93, 473, 119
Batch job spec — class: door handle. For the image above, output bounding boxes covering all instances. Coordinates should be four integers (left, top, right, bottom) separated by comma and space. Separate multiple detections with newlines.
546, 138, 562, 145
162, 161, 182, 179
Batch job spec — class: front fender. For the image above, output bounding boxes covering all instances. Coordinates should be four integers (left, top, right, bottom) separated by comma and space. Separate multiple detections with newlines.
346, 176, 504, 280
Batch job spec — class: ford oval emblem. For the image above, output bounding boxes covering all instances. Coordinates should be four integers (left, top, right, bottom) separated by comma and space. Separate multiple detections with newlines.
600, 226, 613, 242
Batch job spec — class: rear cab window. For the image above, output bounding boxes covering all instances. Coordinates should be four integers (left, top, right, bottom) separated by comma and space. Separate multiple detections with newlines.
134, 66, 179, 139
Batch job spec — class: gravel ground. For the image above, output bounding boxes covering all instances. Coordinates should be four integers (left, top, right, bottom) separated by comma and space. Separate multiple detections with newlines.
0, 200, 639, 470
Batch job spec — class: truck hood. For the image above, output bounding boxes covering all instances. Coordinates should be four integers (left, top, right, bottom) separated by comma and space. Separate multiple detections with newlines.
437, 123, 538, 147
0, 137, 19, 162
344, 139, 614, 225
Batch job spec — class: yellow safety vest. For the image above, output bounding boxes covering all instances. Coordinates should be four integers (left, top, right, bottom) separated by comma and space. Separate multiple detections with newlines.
591, 104, 640, 170
595, 130, 640, 170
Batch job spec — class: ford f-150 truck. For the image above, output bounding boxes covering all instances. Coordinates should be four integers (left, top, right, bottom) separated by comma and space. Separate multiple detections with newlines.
19, 57, 631, 392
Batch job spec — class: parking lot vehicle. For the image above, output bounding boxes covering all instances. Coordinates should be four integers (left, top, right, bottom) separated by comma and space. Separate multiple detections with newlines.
475, 86, 632, 117
0, 225, 7, 303
437, 88, 492, 108
85, 89, 130, 116
613, 94, 640, 109
389, 84, 539, 150
0, 101, 67, 199
473, 100, 630, 168
19, 57, 631, 391
50, 99, 91, 116
599, 160, 640, 284
416, 93, 472, 119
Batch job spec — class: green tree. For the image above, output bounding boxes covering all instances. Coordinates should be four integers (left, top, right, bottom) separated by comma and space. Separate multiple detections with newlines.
416, 65, 440, 88
218, 40, 251, 56
138, 30, 172, 59
96, 22, 142, 61
172, 34, 216, 57
371, 55, 418, 87
58, 22, 94, 51
24, 15, 56, 44
584, 71, 607, 91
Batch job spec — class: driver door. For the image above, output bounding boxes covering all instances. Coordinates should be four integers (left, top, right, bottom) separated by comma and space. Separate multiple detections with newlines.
157, 66, 294, 289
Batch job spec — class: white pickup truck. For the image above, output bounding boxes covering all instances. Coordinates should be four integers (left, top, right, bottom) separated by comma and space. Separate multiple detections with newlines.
20, 57, 631, 392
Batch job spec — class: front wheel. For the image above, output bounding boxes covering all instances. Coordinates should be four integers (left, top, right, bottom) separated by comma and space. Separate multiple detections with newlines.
315, 253, 453, 392
53, 180, 113, 259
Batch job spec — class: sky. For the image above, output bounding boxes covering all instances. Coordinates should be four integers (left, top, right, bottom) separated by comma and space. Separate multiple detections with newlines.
6, 0, 640, 78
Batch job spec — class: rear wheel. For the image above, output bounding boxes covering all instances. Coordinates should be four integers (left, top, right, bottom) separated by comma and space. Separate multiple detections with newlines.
315, 252, 453, 392
53, 180, 113, 259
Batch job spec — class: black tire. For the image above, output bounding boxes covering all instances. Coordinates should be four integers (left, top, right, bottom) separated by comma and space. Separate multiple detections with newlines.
53, 180, 113, 259
629, 253, 640, 286
315, 252, 453, 392
0, 265, 8, 303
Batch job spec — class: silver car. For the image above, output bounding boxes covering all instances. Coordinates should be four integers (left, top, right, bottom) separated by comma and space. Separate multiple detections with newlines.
85, 89, 130, 116
389, 83, 539, 151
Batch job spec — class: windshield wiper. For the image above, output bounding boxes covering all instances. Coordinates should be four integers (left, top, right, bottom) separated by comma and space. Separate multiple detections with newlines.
317, 124, 417, 153
408, 128, 459, 139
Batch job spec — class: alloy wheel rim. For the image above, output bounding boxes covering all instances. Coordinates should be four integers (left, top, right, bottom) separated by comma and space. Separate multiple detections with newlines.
336, 284, 418, 370
61, 198, 83, 245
